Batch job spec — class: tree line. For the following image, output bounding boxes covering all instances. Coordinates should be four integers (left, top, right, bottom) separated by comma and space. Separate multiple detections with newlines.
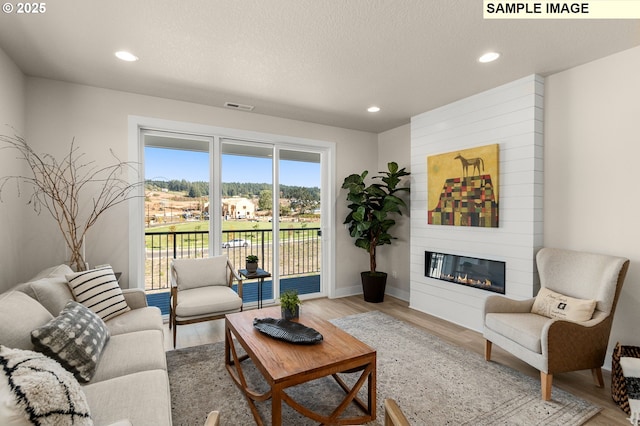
145, 179, 320, 201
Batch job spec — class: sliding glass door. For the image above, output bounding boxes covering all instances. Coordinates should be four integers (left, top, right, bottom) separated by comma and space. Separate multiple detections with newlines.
135, 124, 329, 313
220, 142, 323, 305
278, 150, 322, 298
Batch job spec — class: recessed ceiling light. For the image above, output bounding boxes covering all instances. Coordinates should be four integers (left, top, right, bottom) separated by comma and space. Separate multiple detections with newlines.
478, 52, 500, 63
367, 106, 381, 113
115, 51, 139, 62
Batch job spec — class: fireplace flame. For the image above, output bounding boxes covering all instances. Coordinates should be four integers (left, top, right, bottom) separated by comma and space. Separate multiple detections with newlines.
436, 272, 493, 287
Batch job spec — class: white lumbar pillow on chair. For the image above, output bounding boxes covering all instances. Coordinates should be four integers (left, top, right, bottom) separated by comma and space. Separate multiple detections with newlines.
531, 287, 596, 322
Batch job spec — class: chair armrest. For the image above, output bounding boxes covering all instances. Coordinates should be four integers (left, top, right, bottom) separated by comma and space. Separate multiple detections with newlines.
543, 314, 613, 372
483, 295, 534, 316
121, 288, 148, 309
226, 259, 243, 299
170, 265, 178, 288
226, 259, 242, 281
204, 411, 219, 426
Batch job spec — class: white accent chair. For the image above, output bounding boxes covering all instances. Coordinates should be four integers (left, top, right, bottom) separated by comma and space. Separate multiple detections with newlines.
483, 247, 629, 401
170, 255, 243, 348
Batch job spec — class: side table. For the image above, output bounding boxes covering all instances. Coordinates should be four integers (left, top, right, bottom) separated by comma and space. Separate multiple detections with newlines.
238, 268, 271, 309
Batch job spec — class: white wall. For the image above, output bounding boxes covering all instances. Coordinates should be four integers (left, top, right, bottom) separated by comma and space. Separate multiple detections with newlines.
545, 45, 640, 365
410, 75, 544, 331
15, 77, 378, 291
0, 49, 26, 290
377, 124, 411, 301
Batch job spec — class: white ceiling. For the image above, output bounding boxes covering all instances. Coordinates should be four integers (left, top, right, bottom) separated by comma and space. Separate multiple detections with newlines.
0, 1, 638, 133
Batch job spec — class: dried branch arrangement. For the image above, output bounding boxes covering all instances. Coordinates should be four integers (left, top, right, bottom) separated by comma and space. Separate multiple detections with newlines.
0, 133, 142, 271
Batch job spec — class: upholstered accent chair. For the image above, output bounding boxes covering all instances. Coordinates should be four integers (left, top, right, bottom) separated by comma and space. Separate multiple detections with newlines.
170, 255, 243, 348
483, 247, 629, 401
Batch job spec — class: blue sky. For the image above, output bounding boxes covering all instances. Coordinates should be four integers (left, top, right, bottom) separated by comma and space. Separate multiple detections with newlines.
144, 147, 320, 187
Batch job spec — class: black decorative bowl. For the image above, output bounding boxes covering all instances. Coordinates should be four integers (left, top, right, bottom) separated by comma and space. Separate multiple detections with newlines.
253, 317, 323, 344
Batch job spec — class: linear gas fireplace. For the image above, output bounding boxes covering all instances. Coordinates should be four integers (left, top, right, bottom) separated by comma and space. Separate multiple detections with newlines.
425, 251, 506, 294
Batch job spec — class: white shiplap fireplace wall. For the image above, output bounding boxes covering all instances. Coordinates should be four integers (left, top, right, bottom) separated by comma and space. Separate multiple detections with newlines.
409, 74, 544, 332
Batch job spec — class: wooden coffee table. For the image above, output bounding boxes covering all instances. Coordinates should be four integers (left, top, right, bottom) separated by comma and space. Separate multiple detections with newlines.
224, 306, 376, 425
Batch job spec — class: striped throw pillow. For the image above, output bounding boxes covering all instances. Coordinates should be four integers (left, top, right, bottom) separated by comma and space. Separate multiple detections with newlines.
66, 265, 130, 321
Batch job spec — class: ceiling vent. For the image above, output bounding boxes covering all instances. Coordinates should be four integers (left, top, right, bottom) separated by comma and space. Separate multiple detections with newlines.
224, 102, 254, 112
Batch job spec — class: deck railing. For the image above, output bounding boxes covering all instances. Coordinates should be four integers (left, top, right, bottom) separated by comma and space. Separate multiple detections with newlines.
144, 227, 321, 291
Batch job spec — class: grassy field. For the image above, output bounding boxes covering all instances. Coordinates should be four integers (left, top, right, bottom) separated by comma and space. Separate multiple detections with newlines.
144, 220, 321, 249
146, 219, 319, 233
144, 219, 322, 290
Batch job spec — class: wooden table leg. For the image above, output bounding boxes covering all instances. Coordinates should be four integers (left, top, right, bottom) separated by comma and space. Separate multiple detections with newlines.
272, 384, 283, 426
224, 322, 270, 426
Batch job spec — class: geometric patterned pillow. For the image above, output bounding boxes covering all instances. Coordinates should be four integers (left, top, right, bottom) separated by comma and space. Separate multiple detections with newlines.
66, 265, 130, 321
31, 301, 109, 383
0, 345, 92, 425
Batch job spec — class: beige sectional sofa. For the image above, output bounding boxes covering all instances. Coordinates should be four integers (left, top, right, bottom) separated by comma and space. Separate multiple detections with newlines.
0, 264, 172, 426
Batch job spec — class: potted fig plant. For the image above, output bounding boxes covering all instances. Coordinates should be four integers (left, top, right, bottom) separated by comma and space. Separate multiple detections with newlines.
245, 254, 259, 273
341, 162, 410, 303
280, 289, 301, 320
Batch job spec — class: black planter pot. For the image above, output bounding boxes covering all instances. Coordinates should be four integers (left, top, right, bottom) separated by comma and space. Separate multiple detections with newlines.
281, 305, 299, 320
361, 271, 387, 303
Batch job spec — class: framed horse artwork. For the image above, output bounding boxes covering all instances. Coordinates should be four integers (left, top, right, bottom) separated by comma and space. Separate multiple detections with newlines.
427, 144, 499, 227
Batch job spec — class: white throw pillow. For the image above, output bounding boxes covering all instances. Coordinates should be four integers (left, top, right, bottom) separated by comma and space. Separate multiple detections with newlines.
531, 287, 596, 322
172, 256, 229, 291
0, 346, 92, 425
66, 265, 130, 321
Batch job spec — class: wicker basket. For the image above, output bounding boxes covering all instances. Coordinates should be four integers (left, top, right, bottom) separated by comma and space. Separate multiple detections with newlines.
612, 342, 640, 415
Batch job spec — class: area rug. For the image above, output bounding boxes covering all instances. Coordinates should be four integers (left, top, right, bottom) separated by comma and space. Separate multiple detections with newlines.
166, 311, 601, 425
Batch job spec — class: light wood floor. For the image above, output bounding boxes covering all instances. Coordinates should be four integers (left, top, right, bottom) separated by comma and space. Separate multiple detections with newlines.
163, 295, 629, 425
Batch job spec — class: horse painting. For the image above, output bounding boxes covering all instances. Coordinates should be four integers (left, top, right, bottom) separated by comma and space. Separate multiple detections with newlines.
454, 154, 484, 177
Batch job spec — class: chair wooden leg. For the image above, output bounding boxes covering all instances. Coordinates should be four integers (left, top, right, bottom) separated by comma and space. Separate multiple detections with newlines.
541, 371, 553, 401
171, 305, 177, 348
172, 323, 177, 348
592, 367, 604, 388
484, 340, 492, 361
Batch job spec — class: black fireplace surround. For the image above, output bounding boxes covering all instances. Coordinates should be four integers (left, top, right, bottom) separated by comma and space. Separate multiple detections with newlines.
425, 251, 506, 294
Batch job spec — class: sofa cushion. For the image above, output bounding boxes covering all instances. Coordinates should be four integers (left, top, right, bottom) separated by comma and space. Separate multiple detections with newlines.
531, 287, 597, 322
31, 301, 110, 383
0, 346, 92, 425
28, 263, 74, 280
172, 255, 228, 291
89, 330, 166, 383
175, 285, 242, 318
485, 312, 551, 353
106, 306, 163, 335
82, 370, 172, 426
16, 276, 75, 317
0, 292, 52, 350
66, 265, 130, 321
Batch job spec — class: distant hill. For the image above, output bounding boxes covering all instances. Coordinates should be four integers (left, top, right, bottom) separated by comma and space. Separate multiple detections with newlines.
145, 179, 320, 200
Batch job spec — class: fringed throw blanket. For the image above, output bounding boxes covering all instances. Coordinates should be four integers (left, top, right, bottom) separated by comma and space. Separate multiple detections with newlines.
621, 356, 640, 426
